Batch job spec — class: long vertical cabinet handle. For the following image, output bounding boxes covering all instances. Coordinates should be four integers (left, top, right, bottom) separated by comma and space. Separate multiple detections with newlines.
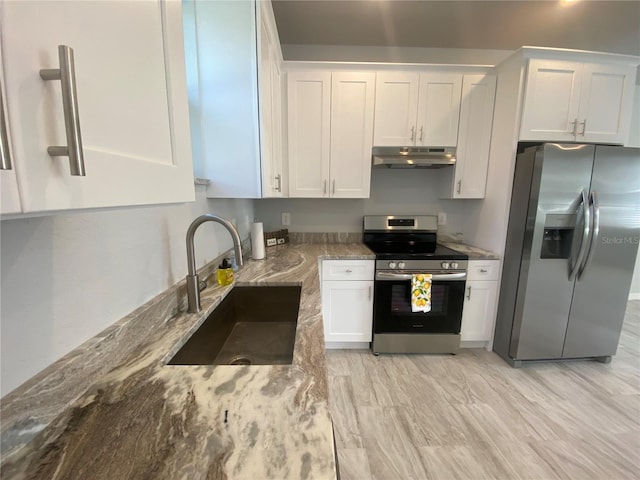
419, 126, 424, 143
569, 189, 590, 280
578, 191, 600, 279
466, 286, 472, 300
410, 126, 416, 143
579, 120, 587, 136
39, 45, 86, 176
368, 285, 372, 301
0, 83, 11, 170
275, 174, 282, 192
456, 180, 462, 194
570, 119, 578, 137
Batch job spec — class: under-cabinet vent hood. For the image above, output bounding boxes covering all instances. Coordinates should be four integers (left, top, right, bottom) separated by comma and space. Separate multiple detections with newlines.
372, 146, 456, 169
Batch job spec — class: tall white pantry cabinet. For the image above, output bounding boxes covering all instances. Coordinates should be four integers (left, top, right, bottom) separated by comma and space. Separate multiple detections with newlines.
1, 1, 195, 216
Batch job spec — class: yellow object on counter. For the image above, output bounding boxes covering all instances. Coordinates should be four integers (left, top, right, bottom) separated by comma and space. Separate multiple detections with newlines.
216, 258, 234, 286
411, 273, 432, 313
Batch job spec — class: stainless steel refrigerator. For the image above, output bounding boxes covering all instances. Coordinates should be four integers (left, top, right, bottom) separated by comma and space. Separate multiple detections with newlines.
494, 143, 640, 367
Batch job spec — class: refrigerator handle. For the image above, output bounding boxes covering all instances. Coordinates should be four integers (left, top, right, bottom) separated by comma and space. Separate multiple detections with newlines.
577, 191, 600, 280
569, 189, 590, 281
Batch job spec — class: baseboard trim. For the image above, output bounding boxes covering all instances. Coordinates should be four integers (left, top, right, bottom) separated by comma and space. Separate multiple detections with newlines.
325, 342, 370, 350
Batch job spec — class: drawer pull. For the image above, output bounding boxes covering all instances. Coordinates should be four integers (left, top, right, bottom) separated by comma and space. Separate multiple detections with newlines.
480, 268, 488, 273
345, 269, 353, 273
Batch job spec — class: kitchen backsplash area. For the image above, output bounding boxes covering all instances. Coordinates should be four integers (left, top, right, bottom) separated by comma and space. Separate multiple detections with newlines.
254, 168, 483, 240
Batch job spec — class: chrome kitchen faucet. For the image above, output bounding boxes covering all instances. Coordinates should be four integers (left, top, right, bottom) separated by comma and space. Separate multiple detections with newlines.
185, 214, 244, 313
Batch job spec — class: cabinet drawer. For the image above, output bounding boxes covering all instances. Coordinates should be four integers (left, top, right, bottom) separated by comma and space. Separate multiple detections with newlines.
467, 261, 499, 281
322, 260, 374, 281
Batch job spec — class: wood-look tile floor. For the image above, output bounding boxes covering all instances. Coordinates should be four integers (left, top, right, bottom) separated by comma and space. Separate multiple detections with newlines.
327, 300, 640, 480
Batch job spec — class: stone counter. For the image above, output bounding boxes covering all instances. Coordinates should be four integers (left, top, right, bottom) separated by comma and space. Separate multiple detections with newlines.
1, 243, 374, 479
439, 241, 501, 260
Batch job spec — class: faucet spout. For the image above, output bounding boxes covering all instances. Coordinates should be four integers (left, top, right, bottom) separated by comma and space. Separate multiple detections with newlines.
185, 214, 244, 313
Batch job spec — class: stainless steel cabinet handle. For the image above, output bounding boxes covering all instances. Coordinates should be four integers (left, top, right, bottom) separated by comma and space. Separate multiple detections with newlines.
578, 190, 600, 279
579, 120, 587, 136
0, 85, 11, 170
368, 285, 372, 301
410, 126, 416, 143
466, 286, 472, 300
480, 268, 488, 273
419, 126, 424, 143
570, 119, 578, 137
345, 269, 353, 273
376, 271, 466, 281
457, 180, 462, 194
569, 189, 590, 280
40, 45, 86, 176
332, 179, 336, 195
275, 174, 282, 192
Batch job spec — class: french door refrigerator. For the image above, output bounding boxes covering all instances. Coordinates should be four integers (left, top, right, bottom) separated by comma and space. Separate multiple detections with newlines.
494, 143, 640, 367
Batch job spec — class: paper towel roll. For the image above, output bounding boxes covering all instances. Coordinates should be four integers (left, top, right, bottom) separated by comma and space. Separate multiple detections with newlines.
251, 222, 265, 260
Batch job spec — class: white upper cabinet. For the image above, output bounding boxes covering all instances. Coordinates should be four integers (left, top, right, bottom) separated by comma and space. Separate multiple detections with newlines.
288, 71, 374, 198
444, 74, 497, 199
373, 73, 419, 146
189, 0, 284, 198
520, 59, 636, 144
330, 72, 375, 198
416, 73, 463, 146
373, 72, 462, 146
0, 49, 21, 215
1, 0, 194, 214
287, 71, 332, 198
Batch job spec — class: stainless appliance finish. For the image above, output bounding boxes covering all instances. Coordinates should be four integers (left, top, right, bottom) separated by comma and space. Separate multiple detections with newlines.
185, 214, 244, 313
494, 143, 640, 366
364, 215, 469, 355
372, 146, 456, 169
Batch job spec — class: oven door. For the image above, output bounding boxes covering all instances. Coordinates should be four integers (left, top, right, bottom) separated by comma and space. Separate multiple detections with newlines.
373, 270, 466, 334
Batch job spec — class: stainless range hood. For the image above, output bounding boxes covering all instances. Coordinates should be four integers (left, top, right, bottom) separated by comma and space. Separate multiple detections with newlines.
372, 146, 456, 169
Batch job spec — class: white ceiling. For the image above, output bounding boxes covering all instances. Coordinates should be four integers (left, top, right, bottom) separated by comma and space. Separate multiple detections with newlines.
272, 0, 640, 56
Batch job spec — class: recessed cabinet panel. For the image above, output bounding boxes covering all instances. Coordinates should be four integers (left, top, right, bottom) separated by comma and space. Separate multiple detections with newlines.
2, 0, 194, 212
578, 63, 635, 143
330, 72, 375, 198
520, 60, 582, 141
461, 279, 498, 342
322, 280, 374, 343
417, 73, 462, 146
287, 72, 331, 197
373, 72, 419, 146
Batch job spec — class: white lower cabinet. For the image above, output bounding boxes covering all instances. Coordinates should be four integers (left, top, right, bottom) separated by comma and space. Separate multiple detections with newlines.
321, 260, 374, 345
460, 260, 499, 344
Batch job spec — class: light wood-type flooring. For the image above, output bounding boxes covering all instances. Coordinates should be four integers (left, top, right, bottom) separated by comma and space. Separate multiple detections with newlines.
327, 300, 640, 480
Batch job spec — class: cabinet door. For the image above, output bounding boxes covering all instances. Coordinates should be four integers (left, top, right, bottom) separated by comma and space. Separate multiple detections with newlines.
416, 73, 462, 146
577, 63, 636, 144
519, 59, 582, 141
258, 1, 284, 198
0, 51, 21, 215
287, 71, 331, 197
2, 1, 194, 213
322, 280, 374, 342
373, 72, 419, 146
460, 280, 498, 342
330, 72, 375, 198
453, 74, 496, 199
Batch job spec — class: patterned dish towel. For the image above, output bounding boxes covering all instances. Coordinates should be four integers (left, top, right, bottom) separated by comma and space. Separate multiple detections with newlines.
411, 273, 432, 313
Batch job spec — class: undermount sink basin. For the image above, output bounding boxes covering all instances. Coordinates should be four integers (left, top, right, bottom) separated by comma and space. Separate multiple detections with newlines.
168, 285, 301, 366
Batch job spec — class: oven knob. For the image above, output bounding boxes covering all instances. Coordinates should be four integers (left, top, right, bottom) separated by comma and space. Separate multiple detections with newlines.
441, 262, 450, 269
398, 261, 406, 269
389, 262, 397, 269
451, 262, 459, 269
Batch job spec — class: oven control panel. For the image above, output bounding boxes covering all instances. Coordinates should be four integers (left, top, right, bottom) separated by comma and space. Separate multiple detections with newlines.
380, 259, 467, 271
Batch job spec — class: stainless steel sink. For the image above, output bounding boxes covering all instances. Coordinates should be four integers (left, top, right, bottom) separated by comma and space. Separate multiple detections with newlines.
168, 285, 301, 366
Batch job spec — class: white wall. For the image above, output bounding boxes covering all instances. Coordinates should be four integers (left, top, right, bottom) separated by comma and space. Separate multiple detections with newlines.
254, 168, 482, 240
0, 190, 253, 396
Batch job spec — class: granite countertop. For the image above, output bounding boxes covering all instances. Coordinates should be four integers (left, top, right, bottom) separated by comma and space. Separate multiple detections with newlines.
439, 241, 501, 260
1, 243, 375, 480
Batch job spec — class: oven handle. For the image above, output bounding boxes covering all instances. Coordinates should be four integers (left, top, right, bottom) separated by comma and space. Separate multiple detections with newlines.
375, 271, 466, 281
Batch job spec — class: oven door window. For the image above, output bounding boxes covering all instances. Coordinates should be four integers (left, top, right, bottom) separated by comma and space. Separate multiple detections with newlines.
374, 278, 465, 334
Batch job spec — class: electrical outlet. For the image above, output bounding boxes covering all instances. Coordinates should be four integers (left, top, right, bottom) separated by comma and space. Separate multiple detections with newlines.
437, 212, 447, 226
282, 212, 291, 226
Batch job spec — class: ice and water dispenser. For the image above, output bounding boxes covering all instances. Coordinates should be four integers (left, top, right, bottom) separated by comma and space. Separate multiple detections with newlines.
540, 213, 576, 259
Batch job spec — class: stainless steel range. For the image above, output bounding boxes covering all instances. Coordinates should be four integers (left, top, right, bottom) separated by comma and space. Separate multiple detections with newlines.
363, 215, 468, 355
